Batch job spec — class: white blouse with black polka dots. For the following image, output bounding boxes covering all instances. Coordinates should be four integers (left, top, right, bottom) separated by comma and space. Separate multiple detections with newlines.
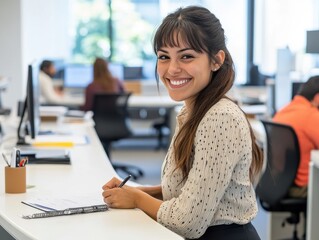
157, 98, 258, 239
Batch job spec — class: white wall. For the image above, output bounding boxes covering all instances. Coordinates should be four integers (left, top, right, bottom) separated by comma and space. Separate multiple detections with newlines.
0, 0, 71, 109
21, 0, 71, 63
0, 0, 23, 109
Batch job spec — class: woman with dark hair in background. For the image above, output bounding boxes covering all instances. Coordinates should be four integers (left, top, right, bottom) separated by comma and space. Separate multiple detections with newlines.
101, 6, 263, 240
39, 60, 65, 104
82, 57, 125, 111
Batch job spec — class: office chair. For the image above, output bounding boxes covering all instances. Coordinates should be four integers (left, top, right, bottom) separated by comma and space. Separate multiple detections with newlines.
152, 107, 171, 150
256, 120, 307, 240
92, 92, 143, 180
128, 106, 171, 149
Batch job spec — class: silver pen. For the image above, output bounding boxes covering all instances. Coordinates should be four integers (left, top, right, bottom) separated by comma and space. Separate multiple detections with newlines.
118, 175, 132, 188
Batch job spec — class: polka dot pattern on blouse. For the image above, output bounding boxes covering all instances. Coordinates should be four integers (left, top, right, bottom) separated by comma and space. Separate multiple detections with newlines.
157, 98, 258, 239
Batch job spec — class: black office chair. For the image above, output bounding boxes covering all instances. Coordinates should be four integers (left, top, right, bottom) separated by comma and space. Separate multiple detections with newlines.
92, 92, 143, 180
152, 107, 171, 150
128, 106, 171, 150
256, 120, 307, 240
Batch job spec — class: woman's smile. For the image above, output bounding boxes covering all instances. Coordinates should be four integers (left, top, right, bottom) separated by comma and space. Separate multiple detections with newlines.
167, 77, 192, 88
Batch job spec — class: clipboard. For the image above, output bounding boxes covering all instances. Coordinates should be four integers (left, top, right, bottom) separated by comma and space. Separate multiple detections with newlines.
22, 205, 108, 219
22, 195, 108, 219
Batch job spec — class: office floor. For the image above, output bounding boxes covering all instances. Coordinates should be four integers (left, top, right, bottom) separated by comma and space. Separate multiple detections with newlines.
111, 138, 307, 240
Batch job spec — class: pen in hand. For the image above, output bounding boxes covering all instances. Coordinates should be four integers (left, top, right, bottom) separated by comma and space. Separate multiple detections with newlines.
118, 175, 132, 188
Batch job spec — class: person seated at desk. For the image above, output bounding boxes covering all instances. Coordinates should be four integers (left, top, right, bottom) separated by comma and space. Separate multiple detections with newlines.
102, 6, 263, 240
81, 57, 125, 111
39, 60, 65, 104
273, 75, 319, 198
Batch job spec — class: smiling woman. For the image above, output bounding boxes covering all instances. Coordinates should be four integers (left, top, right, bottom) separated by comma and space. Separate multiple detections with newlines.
102, 6, 263, 240
156, 43, 224, 104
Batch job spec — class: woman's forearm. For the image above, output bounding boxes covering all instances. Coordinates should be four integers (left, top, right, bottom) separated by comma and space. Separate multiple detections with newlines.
137, 185, 163, 199
134, 190, 163, 221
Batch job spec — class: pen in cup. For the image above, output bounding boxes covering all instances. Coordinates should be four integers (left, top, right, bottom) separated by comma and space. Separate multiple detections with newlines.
2, 153, 10, 167
19, 157, 28, 167
10, 147, 20, 168
118, 175, 132, 188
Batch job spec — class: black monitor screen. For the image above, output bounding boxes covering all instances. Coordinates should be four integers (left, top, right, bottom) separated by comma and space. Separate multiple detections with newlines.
17, 61, 41, 144
28, 62, 40, 138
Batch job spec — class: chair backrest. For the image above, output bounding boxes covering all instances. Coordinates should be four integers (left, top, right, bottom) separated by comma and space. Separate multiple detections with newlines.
256, 120, 300, 206
92, 92, 132, 142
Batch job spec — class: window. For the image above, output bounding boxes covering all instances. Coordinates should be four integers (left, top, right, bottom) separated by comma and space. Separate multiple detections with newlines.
255, 0, 319, 78
69, 0, 248, 83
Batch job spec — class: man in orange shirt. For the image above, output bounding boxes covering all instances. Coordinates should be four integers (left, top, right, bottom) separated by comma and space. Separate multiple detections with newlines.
273, 75, 319, 198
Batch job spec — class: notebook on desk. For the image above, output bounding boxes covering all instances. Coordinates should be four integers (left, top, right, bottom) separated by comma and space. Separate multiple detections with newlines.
19, 148, 71, 164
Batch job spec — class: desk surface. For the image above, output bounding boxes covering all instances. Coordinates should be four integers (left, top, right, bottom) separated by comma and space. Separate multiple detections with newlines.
0, 119, 182, 240
62, 91, 183, 108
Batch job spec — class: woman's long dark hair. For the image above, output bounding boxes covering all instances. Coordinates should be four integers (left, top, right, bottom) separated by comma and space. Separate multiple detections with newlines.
93, 57, 117, 91
153, 6, 263, 182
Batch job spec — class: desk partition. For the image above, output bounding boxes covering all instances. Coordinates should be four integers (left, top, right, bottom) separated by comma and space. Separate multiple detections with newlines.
0, 118, 182, 240
307, 150, 319, 240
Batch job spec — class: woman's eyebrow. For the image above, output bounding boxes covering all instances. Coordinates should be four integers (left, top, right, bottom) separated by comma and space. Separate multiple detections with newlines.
157, 48, 168, 53
157, 47, 193, 53
177, 48, 192, 53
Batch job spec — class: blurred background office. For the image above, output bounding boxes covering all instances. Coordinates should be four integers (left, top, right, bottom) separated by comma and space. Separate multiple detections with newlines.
0, 0, 319, 112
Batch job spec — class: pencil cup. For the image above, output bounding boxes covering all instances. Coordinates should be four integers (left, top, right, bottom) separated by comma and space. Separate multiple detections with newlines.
5, 166, 26, 193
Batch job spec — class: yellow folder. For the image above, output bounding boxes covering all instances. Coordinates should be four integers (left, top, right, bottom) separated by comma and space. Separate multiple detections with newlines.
32, 142, 74, 148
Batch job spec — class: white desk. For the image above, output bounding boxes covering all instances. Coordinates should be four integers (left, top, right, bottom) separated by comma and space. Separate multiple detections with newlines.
62, 92, 183, 109
240, 104, 267, 116
0, 120, 182, 240
129, 95, 182, 108
307, 150, 319, 240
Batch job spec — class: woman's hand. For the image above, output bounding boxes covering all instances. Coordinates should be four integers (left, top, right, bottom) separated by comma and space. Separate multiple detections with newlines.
102, 177, 140, 209
101, 177, 163, 220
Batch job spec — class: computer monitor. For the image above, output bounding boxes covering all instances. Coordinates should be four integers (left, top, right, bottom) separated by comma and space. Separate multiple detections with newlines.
123, 66, 143, 80
306, 30, 319, 54
63, 63, 124, 88
17, 61, 41, 145
291, 82, 304, 99
50, 58, 65, 80
63, 64, 93, 88
108, 62, 124, 80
